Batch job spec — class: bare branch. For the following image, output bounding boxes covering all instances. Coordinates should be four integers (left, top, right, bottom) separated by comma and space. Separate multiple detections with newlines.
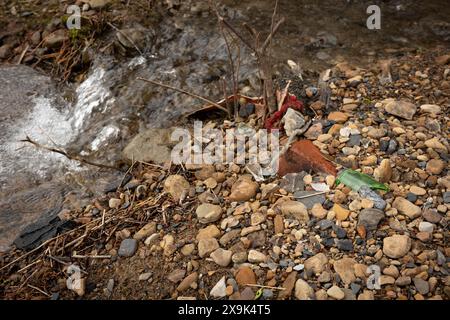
221, 77, 231, 115
221, 18, 256, 53
210, 1, 239, 116
137, 77, 229, 113
214, 2, 284, 115
20, 136, 119, 170
261, 17, 285, 53
234, 42, 241, 118
266, 0, 279, 57
243, 22, 258, 38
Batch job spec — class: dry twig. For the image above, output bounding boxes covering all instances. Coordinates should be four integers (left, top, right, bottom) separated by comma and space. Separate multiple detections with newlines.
137, 77, 229, 114
210, 0, 241, 117
209, 0, 284, 117
27, 284, 51, 297
20, 135, 118, 170
17, 44, 30, 65
245, 284, 286, 290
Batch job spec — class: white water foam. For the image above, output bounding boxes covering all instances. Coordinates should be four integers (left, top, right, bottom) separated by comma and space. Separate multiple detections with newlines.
19, 96, 73, 145
71, 67, 114, 131
0, 66, 118, 183
128, 56, 146, 68
0, 96, 82, 182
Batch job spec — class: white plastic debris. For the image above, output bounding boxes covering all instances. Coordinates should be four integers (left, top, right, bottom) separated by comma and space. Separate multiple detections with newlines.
282, 108, 310, 138
287, 60, 303, 80
210, 276, 227, 298
311, 182, 330, 192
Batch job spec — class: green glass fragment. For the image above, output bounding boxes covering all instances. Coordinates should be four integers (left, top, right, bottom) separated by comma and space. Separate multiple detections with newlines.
335, 169, 389, 192
254, 288, 263, 300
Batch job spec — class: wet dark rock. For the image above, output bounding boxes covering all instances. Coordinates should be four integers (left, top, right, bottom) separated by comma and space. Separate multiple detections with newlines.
3, 183, 74, 252
336, 239, 353, 251
103, 174, 132, 193
350, 283, 361, 295
14, 215, 77, 250
347, 134, 361, 147
323, 283, 333, 290
118, 238, 138, 257
358, 208, 385, 230
317, 219, 333, 230
380, 138, 389, 152
323, 237, 335, 248
413, 277, 429, 295
406, 192, 418, 203
238, 103, 255, 118
333, 225, 347, 239
0, 65, 68, 219
50, 292, 60, 300
443, 191, 450, 203
386, 139, 398, 154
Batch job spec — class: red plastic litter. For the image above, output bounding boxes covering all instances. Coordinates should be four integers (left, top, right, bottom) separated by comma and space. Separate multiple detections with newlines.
264, 94, 304, 131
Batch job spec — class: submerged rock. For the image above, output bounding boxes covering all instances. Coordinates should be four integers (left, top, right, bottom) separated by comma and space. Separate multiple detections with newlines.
122, 128, 175, 164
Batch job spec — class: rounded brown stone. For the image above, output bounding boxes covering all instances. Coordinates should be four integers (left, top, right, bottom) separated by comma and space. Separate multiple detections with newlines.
235, 266, 256, 286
